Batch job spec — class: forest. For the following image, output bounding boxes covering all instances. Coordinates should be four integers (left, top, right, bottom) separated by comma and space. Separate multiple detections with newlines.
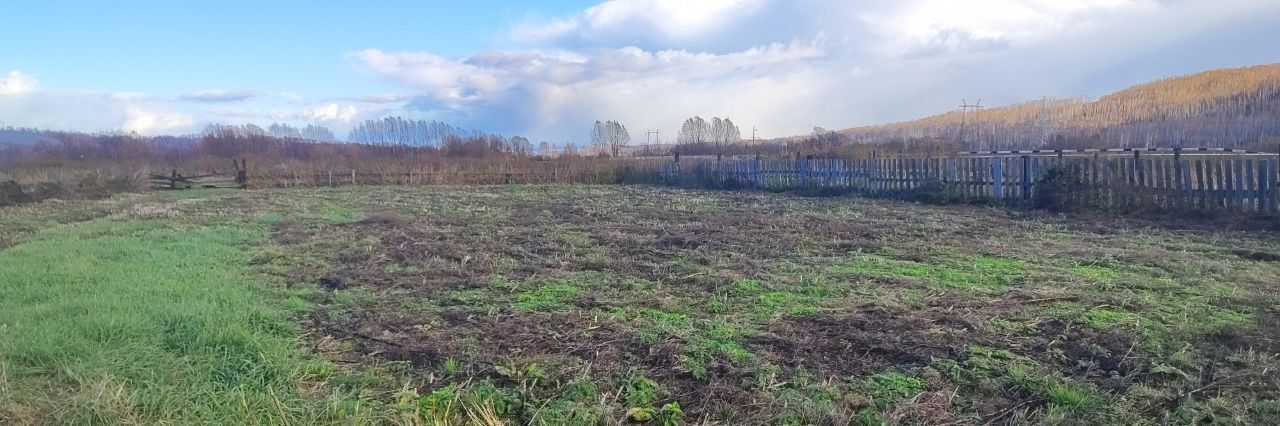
837, 64, 1280, 152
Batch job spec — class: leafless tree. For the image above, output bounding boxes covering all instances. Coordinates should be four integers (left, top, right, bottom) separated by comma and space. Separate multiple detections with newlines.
678, 116, 709, 145
509, 136, 532, 156
591, 120, 630, 156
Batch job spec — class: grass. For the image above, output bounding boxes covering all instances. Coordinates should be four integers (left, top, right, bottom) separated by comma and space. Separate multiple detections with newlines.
0, 218, 319, 423
3, 184, 1280, 424
829, 252, 1026, 292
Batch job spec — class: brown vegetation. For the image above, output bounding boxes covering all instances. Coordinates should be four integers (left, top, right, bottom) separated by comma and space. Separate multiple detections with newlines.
837, 63, 1280, 151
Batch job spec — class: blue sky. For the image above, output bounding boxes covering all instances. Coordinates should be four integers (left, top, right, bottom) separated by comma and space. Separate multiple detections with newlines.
1, 1, 594, 96
2, 0, 1279, 142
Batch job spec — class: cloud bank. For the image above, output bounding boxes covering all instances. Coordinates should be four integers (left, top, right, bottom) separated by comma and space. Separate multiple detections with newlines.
3, 0, 1278, 140
352, 0, 1280, 142
178, 89, 261, 103
0, 71, 367, 136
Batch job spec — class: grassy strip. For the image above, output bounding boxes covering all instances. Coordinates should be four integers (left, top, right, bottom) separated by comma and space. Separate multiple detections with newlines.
0, 214, 335, 424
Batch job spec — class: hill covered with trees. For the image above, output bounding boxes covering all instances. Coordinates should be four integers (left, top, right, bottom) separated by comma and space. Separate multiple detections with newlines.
838, 63, 1280, 151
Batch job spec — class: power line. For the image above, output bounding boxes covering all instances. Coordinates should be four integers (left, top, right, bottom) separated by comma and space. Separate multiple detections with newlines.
958, 98, 983, 149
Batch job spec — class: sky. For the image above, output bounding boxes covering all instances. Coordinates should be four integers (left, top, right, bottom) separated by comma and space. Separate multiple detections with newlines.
2, 0, 1278, 144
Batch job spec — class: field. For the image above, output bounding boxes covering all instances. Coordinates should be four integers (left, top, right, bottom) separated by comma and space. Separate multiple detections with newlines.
2, 185, 1279, 425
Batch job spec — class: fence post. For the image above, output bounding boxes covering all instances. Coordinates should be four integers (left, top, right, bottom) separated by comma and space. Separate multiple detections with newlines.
351, 169, 356, 185
992, 158, 1004, 199
1021, 155, 1032, 202
1247, 159, 1258, 212
1266, 157, 1278, 214
1136, 150, 1146, 208
754, 156, 762, 188
1172, 148, 1183, 209
1233, 159, 1245, 211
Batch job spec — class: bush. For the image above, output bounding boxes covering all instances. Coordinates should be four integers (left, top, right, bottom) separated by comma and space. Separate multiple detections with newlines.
613, 165, 660, 185
77, 175, 141, 199
28, 182, 69, 200
666, 163, 751, 190
906, 180, 966, 204
0, 180, 29, 206
0, 175, 140, 207
1033, 168, 1084, 212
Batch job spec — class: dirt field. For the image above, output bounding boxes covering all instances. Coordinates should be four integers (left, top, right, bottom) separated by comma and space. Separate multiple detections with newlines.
4, 185, 1279, 424
258, 185, 1280, 424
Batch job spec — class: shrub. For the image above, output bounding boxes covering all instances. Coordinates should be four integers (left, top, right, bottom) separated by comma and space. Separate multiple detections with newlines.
0, 180, 30, 206
1033, 167, 1084, 212
613, 165, 660, 185
28, 182, 69, 200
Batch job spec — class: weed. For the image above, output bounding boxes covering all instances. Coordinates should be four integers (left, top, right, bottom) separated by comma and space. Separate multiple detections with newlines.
624, 375, 662, 407
515, 281, 582, 311
865, 372, 926, 404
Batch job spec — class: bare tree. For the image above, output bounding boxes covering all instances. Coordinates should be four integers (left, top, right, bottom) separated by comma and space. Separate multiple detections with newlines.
678, 116, 709, 146
591, 121, 608, 154
677, 116, 739, 156
723, 119, 741, 145
607, 121, 630, 157
509, 136, 532, 156
591, 120, 630, 156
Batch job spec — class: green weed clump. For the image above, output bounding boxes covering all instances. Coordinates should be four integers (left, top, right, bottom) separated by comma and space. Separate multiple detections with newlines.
516, 281, 583, 311
831, 253, 1025, 291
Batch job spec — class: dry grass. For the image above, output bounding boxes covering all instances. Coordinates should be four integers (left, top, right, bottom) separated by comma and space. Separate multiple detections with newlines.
4, 185, 1279, 425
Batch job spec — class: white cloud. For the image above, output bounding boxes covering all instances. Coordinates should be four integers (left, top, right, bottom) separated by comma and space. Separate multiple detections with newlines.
0, 70, 366, 135
855, 0, 1156, 57
300, 103, 360, 122
349, 0, 1280, 142
122, 106, 196, 135
340, 93, 416, 104
0, 70, 38, 95
178, 89, 260, 103
351, 41, 827, 137
514, 0, 768, 47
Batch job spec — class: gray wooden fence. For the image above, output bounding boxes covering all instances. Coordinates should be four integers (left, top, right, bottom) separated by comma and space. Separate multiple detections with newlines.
658, 151, 1280, 214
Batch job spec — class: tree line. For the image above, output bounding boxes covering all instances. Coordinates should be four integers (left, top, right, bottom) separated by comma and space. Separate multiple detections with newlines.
842, 63, 1280, 151
585, 116, 746, 157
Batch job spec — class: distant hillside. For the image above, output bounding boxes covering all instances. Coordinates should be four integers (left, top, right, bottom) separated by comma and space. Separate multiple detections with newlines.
839, 63, 1280, 150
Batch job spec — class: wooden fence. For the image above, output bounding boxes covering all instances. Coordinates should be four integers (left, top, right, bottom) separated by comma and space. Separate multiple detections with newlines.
658, 150, 1280, 214
246, 158, 665, 188
148, 159, 248, 190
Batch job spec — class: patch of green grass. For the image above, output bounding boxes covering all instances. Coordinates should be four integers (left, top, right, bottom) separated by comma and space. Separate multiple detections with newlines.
830, 253, 1025, 291
1079, 307, 1141, 330
1069, 264, 1121, 283
1046, 383, 1097, 410
623, 375, 662, 407
899, 289, 926, 308
607, 307, 755, 379
516, 281, 582, 311
765, 371, 846, 425
0, 216, 359, 423
864, 371, 926, 404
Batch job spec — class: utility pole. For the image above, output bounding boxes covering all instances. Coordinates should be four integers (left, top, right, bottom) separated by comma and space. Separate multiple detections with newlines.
646, 129, 661, 145
958, 98, 984, 150
1036, 96, 1051, 148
